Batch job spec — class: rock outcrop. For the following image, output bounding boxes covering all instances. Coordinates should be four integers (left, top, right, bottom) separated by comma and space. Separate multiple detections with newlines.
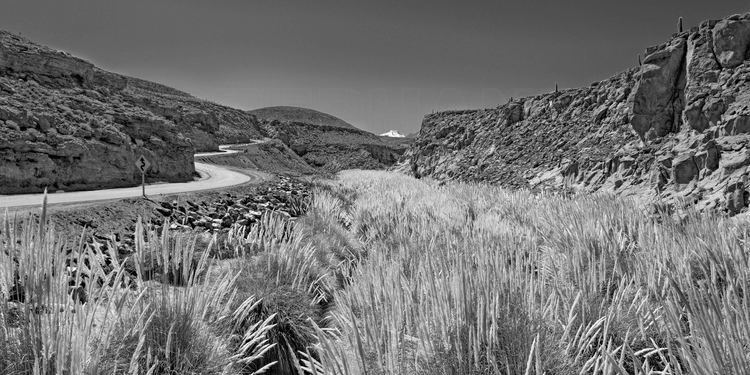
404, 12, 750, 215
0, 31, 264, 193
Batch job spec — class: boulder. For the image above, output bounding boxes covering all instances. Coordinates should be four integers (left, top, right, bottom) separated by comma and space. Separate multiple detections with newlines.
507, 101, 524, 124
672, 153, 698, 184
725, 175, 749, 214
703, 98, 725, 127
683, 98, 708, 131
712, 18, 750, 69
704, 141, 720, 171
720, 150, 750, 172
593, 105, 608, 124
724, 115, 750, 135
631, 37, 687, 139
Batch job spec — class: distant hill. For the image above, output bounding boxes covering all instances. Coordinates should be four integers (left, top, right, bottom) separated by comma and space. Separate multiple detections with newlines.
249, 106, 358, 130
251, 106, 406, 172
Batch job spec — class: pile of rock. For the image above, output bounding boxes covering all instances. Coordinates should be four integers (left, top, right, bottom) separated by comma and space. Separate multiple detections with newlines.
151, 177, 311, 232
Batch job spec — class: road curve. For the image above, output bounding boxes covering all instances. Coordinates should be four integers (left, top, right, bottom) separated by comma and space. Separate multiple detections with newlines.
0, 145, 261, 209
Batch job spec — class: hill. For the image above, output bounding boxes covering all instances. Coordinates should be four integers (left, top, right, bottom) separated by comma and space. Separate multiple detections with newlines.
0, 31, 264, 193
251, 107, 404, 172
257, 118, 401, 172
403, 12, 750, 215
249, 106, 358, 130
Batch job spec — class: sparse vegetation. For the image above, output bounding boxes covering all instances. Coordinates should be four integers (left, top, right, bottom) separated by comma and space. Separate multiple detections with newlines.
3, 170, 750, 374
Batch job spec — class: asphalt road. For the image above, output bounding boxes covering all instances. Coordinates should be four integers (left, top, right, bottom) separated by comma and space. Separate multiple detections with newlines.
0, 145, 262, 209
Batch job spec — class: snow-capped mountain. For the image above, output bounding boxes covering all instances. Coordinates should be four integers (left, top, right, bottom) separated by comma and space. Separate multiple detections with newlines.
379, 130, 406, 138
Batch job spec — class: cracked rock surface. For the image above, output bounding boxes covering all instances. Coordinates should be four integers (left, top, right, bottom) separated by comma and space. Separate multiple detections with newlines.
403, 12, 750, 215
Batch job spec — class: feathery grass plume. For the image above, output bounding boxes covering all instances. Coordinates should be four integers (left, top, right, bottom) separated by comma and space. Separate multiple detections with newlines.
220, 210, 336, 374
301, 170, 750, 374
0, 194, 134, 374
94, 223, 240, 374
4, 169, 750, 373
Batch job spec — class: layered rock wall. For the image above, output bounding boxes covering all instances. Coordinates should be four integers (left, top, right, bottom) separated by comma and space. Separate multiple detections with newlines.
405, 12, 750, 214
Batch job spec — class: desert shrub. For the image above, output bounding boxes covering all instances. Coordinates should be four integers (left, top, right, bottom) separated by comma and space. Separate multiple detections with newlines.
222, 213, 334, 374
0, 197, 133, 374
0, 202, 279, 375
129, 219, 210, 286
94, 292, 233, 374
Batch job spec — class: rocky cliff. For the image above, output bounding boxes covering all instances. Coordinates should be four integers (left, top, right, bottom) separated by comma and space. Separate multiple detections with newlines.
405, 12, 750, 214
0, 31, 263, 194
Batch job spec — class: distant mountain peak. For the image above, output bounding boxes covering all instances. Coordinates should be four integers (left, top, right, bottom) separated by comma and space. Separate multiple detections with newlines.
380, 130, 405, 138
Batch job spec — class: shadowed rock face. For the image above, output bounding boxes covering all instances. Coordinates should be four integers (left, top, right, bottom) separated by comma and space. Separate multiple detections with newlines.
0, 31, 263, 194
631, 37, 687, 140
404, 12, 750, 215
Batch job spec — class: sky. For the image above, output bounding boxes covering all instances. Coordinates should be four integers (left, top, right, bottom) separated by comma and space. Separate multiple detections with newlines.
0, 1, 747, 134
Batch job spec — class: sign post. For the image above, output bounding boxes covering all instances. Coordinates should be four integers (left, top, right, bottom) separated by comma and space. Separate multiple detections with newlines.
135, 155, 151, 198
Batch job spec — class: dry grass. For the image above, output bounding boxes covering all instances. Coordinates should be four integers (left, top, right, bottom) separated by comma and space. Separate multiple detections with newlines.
0, 197, 277, 374
3, 171, 750, 374
306, 170, 750, 375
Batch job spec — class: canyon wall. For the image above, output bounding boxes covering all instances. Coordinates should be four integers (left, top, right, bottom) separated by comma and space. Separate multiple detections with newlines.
405, 12, 750, 214
0, 31, 263, 193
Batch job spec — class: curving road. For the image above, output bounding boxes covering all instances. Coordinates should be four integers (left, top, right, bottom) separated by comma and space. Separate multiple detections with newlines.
0, 145, 262, 209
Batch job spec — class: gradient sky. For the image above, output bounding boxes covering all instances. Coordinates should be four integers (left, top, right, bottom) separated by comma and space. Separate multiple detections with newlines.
0, 1, 747, 134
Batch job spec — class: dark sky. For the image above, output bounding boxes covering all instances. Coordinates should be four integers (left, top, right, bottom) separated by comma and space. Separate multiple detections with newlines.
0, 1, 747, 134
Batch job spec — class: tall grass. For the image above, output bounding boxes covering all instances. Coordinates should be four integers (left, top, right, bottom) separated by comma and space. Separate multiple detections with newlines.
0, 197, 279, 374
306, 170, 750, 375
3, 172, 750, 374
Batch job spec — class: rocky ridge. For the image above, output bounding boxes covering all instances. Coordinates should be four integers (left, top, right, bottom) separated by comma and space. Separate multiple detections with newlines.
0, 31, 264, 193
404, 12, 750, 214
